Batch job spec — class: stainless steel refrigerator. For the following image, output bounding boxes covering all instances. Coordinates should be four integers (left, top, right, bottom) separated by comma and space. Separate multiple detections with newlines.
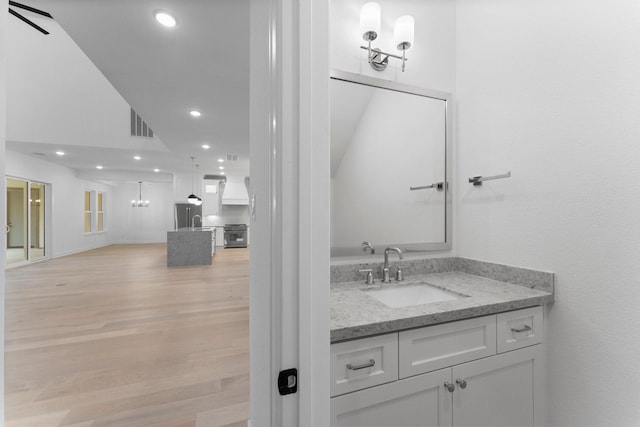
174, 203, 202, 229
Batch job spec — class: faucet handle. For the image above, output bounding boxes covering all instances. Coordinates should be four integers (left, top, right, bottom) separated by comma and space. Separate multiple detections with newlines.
358, 268, 375, 285
395, 266, 404, 281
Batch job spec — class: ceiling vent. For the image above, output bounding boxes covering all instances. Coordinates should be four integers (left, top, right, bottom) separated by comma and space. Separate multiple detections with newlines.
130, 108, 154, 138
203, 174, 227, 181
226, 154, 239, 161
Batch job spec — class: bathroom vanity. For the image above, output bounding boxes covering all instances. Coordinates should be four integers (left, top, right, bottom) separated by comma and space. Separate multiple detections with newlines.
329, 259, 554, 426
328, 71, 553, 425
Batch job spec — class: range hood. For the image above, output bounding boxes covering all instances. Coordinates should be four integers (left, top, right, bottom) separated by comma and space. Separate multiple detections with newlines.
221, 180, 250, 205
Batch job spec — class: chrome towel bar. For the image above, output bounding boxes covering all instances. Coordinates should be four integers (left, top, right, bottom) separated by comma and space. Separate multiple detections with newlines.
410, 182, 444, 191
469, 171, 511, 186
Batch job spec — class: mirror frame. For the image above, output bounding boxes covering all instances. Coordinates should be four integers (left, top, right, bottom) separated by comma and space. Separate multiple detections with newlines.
330, 70, 453, 257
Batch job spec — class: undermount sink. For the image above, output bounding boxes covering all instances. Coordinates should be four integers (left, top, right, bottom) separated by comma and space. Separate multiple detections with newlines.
365, 283, 465, 308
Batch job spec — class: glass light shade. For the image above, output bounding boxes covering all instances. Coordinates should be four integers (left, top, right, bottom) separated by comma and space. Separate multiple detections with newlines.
394, 15, 414, 51
187, 194, 199, 204
360, 2, 381, 41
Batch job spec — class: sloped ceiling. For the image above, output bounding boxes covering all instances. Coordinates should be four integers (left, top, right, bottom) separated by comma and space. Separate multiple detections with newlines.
6, 0, 250, 182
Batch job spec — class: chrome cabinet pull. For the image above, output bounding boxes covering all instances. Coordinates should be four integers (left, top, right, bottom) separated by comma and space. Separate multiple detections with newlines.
347, 359, 375, 371
444, 382, 456, 393
511, 325, 532, 333
456, 378, 467, 389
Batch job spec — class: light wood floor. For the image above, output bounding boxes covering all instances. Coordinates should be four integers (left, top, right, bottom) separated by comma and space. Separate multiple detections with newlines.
4, 244, 249, 427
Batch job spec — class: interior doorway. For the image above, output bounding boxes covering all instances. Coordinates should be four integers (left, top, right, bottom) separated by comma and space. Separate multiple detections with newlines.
6, 177, 47, 266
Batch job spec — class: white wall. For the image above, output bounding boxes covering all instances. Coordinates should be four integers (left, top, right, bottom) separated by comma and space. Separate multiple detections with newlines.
6, 150, 178, 254
6, 14, 162, 154
6, 150, 113, 257
110, 181, 174, 243
456, 1, 640, 425
330, 0, 456, 92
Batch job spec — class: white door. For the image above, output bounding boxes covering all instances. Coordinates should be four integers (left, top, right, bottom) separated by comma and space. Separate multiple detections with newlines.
331, 368, 453, 426
249, 0, 330, 425
452, 346, 543, 427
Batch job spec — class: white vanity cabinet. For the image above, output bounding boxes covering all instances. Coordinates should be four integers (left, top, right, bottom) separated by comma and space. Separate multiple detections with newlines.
331, 306, 544, 427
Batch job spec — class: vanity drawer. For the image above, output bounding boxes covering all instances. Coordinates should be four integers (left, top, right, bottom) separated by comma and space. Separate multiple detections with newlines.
398, 315, 496, 379
331, 333, 399, 397
497, 306, 543, 353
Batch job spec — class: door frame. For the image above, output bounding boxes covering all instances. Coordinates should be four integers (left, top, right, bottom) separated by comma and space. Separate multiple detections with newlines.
249, 0, 330, 424
1, 0, 8, 422
5, 176, 50, 267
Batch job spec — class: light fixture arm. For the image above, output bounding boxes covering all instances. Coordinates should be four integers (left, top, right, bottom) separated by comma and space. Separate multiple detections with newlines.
359, 45, 406, 71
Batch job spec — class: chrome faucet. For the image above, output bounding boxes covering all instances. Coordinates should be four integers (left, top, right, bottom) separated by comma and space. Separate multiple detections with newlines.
362, 241, 375, 254
191, 214, 202, 229
383, 247, 403, 282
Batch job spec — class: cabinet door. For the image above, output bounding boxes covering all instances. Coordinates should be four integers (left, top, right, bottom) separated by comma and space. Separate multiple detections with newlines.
452, 345, 543, 427
331, 368, 452, 427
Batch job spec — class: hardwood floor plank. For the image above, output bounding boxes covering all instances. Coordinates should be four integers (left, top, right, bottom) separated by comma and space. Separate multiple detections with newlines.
5, 244, 249, 427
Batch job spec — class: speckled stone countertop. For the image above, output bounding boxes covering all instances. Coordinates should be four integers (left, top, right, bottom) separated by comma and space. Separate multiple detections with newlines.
331, 270, 554, 343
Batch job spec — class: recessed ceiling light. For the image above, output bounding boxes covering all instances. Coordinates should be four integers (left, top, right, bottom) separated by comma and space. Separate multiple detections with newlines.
219, 166, 225, 170
220, 171, 225, 175
134, 155, 141, 160
154, 11, 176, 28
55, 151, 65, 156
96, 165, 103, 170
218, 158, 224, 163
153, 168, 160, 172
189, 109, 202, 118
202, 144, 210, 149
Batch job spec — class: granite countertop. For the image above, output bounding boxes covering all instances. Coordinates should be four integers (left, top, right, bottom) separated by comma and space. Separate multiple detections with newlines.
171, 227, 215, 232
331, 271, 554, 343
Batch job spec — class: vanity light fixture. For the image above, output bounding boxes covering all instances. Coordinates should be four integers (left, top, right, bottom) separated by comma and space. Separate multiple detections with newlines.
154, 11, 176, 28
132, 181, 150, 208
359, 2, 414, 72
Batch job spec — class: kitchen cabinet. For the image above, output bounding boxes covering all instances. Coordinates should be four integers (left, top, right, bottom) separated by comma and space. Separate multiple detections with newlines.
331, 306, 544, 427
203, 180, 220, 216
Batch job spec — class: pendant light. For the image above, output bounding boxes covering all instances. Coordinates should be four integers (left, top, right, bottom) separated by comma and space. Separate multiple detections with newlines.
132, 181, 150, 207
187, 157, 202, 205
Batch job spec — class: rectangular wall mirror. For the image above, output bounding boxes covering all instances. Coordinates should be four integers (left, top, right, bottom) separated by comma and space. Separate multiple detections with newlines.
330, 70, 452, 260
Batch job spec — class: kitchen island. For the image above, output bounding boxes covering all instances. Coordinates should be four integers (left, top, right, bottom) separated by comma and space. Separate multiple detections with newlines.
167, 227, 216, 266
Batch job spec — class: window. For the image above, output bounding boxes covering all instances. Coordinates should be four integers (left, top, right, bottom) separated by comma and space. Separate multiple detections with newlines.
97, 192, 104, 232
84, 190, 92, 233
84, 190, 106, 233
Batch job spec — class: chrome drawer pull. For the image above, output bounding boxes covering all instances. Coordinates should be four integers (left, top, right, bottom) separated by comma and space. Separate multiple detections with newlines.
511, 325, 532, 333
347, 359, 375, 371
